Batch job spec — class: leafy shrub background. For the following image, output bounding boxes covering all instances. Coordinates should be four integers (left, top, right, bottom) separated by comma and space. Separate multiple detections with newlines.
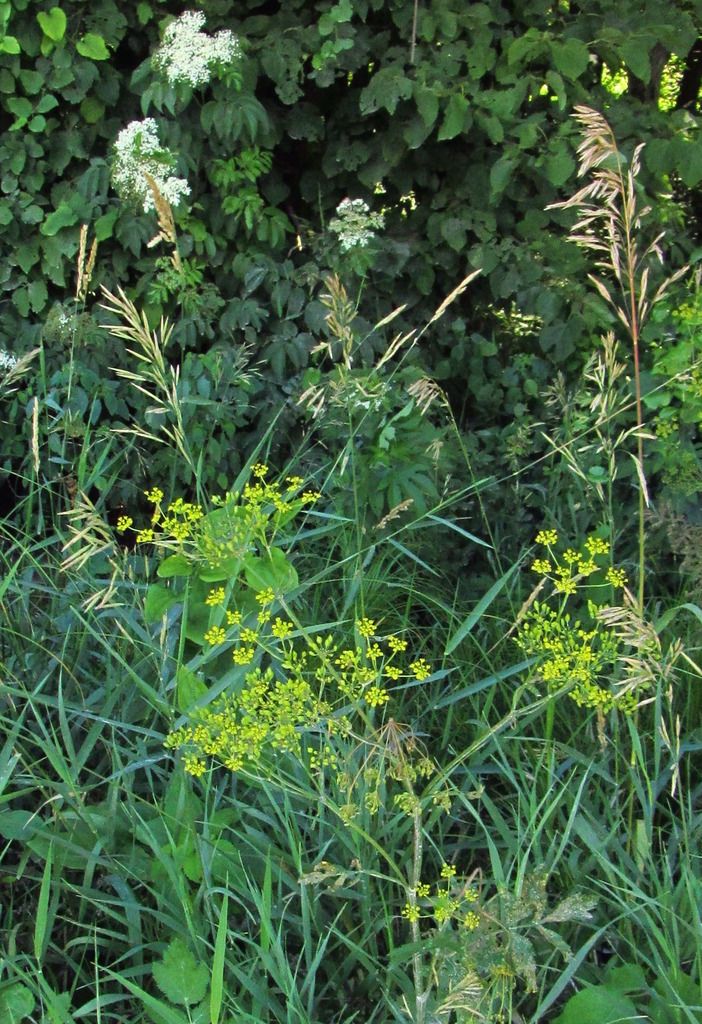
1, 0, 701, 536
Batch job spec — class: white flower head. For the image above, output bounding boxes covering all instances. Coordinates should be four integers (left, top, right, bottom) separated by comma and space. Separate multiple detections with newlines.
152, 10, 241, 88
0, 349, 17, 375
112, 118, 190, 213
329, 198, 384, 251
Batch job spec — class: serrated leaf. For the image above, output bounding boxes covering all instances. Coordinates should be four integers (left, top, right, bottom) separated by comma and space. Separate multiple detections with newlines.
157, 554, 193, 578
176, 666, 208, 713
438, 93, 469, 141
153, 939, 209, 1007
76, 32, 110, 60
37, 7, 67, 42
359, 66, 412, 115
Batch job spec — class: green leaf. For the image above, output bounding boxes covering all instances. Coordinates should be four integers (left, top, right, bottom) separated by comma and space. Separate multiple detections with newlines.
34, 843, 53, 960
176, 666, 208, 713
80, 96, 104, 122
544, 147, 576, 186
152, 938, 209, 1007
94, 207, 119, 241
0, 983, 35, 1023
413, 84, 439, 128
553, 985, 640, 1024
19, 69, 44, 94
37, 7, 67, 42
551, 38, 589, 80
210, 893, 228, 1024
36, 93, 59, 114
144, 583, 179, 623
137, 3, 153, 25
489, 154, 518, 197
244, 546, 298, 594
157, 554, 193, 578
0, 809, 36, 839
76, 33, 110, 60
622, 38, 650, 83
359, 66, 412, 115
437, 93, 469, 141
27, 279, 47, 313
0, 36, 20, 54
40, 202, 78, 236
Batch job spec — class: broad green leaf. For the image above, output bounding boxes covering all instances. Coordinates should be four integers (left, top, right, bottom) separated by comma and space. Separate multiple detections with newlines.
80, 96, 104, 123
157, 554, 193, 578
0, 983, 35, 1023
438, 93, 469, 141
413, 83, 439, 127
27, 279, 47, 312
76, 32, 110, 60
0, 809, 36, 839
153, 938, 209, 1007
176, 665, 208, 713
244, 546, 298, 594
553, 985, 640, 1024
544, 148, 576, 186
622, 38, 650, 83
551, 38, 589, 80
144, 583, 179, 623
37, 7, 67, 42
359, 66, 412, 115
0, 35, 20, 54
94, 207, 119, 241
40, 202, 78, 236
489, 154, 518, 196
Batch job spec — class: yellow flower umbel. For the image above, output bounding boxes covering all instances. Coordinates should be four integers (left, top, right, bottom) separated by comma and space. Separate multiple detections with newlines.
519, 532, 637, 714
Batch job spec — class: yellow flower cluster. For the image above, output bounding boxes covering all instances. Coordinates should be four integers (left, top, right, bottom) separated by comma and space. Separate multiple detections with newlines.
531, 532, 615, 595
166, 606, 434, 778
114, 471, 321, 572
400, 865, 481, 930
517, 601, 633, 713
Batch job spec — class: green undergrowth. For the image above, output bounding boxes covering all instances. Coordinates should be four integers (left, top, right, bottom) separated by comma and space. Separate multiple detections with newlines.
1, 435, 701, 1023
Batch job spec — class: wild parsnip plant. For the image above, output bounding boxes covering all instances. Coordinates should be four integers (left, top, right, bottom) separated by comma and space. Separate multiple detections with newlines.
3, 40, 702, 1022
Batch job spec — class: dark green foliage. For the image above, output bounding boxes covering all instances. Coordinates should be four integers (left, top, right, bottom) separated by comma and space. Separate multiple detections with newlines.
0, 0, 699, 513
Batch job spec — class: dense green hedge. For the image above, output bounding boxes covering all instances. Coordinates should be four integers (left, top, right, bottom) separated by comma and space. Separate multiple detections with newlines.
0, 0, 700, 517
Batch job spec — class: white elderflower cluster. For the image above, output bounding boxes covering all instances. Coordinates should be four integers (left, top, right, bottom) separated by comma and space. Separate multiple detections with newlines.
0, 349, 17, 375
152, 10, 241, 88
329, 198, 384, 251
112, 119, 190, 213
